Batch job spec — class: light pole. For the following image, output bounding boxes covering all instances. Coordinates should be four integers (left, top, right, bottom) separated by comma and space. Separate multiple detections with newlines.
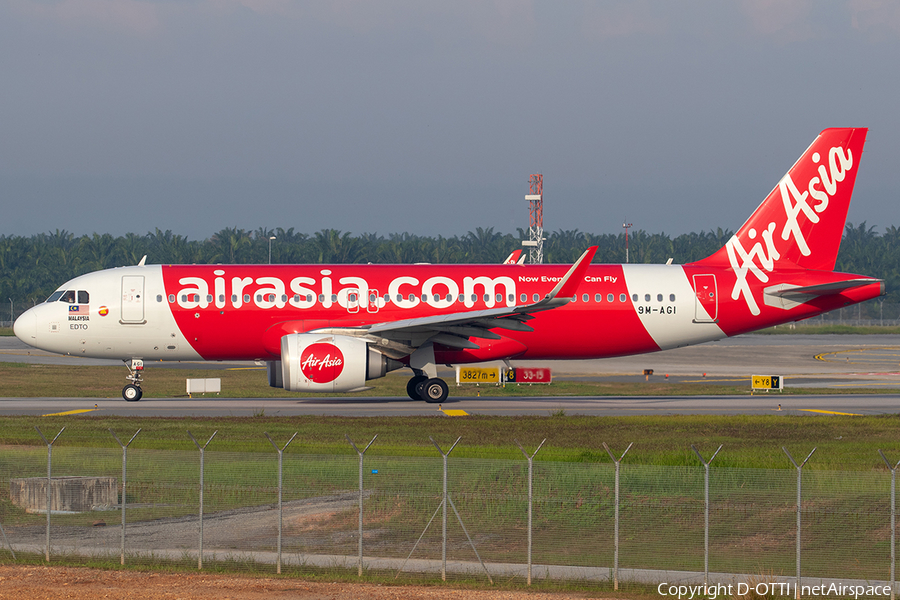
622, 222, 633, 263
268, 236, 276, 264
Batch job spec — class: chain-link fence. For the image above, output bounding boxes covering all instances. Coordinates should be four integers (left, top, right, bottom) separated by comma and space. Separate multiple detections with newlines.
0, 432, 897, 592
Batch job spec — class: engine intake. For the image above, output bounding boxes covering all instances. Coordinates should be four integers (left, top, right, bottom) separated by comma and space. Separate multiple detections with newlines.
279, 333, 401, 392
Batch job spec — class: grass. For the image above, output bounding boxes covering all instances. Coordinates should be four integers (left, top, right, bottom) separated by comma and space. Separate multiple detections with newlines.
0, 327, 12, 336
3, 413, 900, 469
2, 362, 899, 400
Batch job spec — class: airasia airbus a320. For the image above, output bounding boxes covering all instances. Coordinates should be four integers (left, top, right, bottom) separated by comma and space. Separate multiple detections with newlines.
14, 128, 883, 403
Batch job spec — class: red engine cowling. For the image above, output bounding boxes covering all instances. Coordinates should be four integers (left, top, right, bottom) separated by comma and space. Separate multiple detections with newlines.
279, 333, 400, 392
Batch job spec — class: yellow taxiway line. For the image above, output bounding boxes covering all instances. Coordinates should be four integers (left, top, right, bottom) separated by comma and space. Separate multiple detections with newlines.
798, 409, 863, 416
42, 408, 97, 417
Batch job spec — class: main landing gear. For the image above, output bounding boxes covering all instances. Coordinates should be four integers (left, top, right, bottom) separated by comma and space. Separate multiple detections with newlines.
405, 342, 449, 403
122, 359, 144, 402
406, 374, 449, 403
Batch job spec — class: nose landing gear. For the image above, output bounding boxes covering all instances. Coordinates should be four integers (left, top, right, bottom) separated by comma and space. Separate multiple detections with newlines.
123, 359, 144, 402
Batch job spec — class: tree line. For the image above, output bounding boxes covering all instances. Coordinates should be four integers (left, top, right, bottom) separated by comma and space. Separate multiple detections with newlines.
0, 223, 895, 318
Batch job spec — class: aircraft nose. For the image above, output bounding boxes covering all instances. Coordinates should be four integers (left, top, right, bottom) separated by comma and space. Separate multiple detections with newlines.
13, 308, 36, 342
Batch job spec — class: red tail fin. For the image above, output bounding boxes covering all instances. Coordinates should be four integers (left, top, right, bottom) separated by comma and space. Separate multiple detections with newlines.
697, 128, 867, 272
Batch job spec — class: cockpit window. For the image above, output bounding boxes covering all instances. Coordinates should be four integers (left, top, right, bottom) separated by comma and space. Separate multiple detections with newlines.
46, 291, 65, 303
60, 290, 76, 303
77, 291, 89, 304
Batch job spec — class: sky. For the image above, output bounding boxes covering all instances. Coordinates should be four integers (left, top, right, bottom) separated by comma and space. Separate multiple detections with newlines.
1, 1, 899, 241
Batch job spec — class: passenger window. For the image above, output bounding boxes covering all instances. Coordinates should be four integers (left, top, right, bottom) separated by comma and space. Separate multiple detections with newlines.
231, 295, 237, 303
533, 294, 539, 302
244, 294, 251, 303
458, 295, 465, 302
619, 294, 626, 302
397, 295, 403, 302
508, 294, 514, 303
319, 294, 325, 302
483, 295, 489, 302
608, 294, 614, 303
445, 294, 452, 302
370, 294, 377, 303
670, 294, 676, 301
256, 294, 262, 302
77, 291, 89, 304
331, 294, 337, 302
496, 293, 503, 303
156, 295, 163, 303
595, 294, 602, 302
644, 294, 651, 302
207, 295, 213, 303
520, 293, 527, 303
582, 294, 589, 302
632, 294, 638, 302
219, 295, 226, 303
408, 294, 415, 302
168, 294, 175, 303
657, 294, 663, 302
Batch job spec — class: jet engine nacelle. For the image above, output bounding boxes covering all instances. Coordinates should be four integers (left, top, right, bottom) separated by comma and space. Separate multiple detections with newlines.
279, 333, 400, 392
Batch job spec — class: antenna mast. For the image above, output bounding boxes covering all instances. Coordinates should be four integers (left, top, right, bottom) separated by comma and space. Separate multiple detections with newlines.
524, 174, 544, 264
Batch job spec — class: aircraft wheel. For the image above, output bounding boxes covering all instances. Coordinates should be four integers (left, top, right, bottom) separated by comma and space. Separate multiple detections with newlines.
406, 376, 428, 400
123, 384, 143, 402
420, 378, 449, 403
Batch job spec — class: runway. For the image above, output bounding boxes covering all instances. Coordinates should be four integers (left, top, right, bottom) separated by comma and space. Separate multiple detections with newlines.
1, 393, 896, 418
2, 334, 899, 417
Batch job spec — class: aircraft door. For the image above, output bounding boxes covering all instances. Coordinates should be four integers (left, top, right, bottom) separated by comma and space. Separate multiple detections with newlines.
367, 289, 380, 314
346, 289, 360, 313
121, 276, 146, 324
692, 274, 718, 323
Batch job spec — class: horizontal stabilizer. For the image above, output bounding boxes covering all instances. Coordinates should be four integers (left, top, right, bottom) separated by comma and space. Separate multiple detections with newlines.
763, 278, 883, 311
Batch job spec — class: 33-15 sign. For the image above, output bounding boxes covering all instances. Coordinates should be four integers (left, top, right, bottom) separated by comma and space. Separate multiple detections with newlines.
506, 368, 552, 384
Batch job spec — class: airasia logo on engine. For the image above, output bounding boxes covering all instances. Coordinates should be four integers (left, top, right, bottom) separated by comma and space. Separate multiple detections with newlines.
299, 343, 345, 383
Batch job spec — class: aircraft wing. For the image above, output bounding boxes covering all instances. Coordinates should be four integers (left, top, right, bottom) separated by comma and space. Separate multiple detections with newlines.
315, 246, 597, 352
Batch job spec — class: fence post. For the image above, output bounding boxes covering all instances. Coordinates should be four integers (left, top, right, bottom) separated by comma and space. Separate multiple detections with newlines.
603, 442, 633, 591
188, 430, 217, 570
431, 436, 461, 581
109, 428, 141, 566
692, 444, 722, 587
515, 439, 546, 586
35, 426, 64, 562
265, 432, 297, 575
880, 450, 900, 600
783, 446, 816, 600
346, 434, 377, 577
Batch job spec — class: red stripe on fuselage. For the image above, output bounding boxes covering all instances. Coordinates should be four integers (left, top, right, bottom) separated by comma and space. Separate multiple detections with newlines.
160, 264, 659, 361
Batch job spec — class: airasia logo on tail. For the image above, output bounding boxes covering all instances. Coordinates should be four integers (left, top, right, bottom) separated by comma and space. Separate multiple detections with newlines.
725, 142, 854, 316
300, 343, 344, 383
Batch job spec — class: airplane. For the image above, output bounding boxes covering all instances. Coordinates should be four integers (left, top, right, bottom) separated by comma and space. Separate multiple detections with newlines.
14, 128, 883, 403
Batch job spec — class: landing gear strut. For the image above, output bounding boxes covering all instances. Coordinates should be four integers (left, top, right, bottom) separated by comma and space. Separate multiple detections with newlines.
123, 359, 144, 402
406, 342, 449, 403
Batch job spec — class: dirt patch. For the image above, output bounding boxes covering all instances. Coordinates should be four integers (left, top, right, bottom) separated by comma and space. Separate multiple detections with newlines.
0, 565, 603, 600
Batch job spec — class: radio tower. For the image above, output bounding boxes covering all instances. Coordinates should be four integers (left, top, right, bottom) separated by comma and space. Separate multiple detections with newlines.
523, 174, 544, 264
